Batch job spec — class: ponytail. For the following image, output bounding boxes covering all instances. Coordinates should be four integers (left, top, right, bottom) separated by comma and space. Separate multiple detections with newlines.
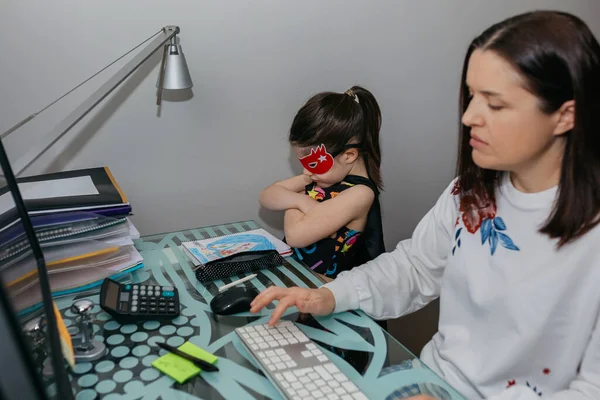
350, 86, 383, 190
289, 85, 383, 190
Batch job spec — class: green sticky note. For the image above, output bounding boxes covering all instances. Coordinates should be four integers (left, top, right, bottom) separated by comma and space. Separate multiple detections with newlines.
152, 342, 218, 384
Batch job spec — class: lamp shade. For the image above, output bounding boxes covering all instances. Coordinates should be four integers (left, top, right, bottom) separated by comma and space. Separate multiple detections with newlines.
157, 43, 193, 90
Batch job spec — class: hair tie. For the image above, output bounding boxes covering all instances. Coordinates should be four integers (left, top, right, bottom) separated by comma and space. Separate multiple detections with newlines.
344, 89, 359, 104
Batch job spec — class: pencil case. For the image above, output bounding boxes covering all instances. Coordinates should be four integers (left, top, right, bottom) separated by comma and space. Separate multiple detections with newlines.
194, 250, 285, 283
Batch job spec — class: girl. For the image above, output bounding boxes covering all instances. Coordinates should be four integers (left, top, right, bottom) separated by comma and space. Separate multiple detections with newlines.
252, 11, 600, 400
259, 86, 386, 279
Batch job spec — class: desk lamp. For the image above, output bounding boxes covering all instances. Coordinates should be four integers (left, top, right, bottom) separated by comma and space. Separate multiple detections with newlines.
1, 25, 193, 177
0, 25, 192, 400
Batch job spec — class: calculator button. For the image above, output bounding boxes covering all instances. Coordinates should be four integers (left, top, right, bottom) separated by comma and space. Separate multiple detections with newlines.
149, 307, 157, 312
131, 306, 138, 313
168, 308, 176, 313
132, 295, 138, 300
159, 302, 166, 307
140, 291, 146, 296
133, 285, 139, 290
132, 300, 138, 306
162, 286, 174, 291
158, 307, 167, 313
162, 291, 175, 297
140, 307, 147, 312
125, 284, 131, 290
168, 301, 175, 307
149, 301, 157, 306
140, 285, 146, 290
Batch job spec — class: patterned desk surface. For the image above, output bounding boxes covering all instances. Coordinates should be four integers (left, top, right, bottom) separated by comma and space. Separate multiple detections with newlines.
55, 220, 464, 400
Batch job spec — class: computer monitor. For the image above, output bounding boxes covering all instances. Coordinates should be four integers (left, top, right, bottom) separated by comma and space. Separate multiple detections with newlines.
0, 138, 73, 400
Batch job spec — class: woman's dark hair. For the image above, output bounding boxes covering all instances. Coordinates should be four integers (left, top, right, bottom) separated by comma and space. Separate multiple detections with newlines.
455, 10, 600, 246
289, 85, 383, 189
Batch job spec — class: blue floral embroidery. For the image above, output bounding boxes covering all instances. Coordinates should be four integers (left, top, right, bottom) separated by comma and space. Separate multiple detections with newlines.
453, 216, 519, 255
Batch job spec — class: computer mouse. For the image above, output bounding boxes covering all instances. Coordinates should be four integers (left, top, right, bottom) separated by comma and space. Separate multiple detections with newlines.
210, 286, 260, 315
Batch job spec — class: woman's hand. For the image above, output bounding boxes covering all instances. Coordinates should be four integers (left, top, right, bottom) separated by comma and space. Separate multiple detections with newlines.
250, 286, 336, 326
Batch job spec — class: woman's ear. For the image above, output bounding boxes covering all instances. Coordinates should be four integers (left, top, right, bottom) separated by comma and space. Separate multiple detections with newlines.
553, 100, 575, 136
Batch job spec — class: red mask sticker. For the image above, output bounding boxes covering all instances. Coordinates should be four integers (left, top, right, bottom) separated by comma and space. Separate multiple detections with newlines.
299, 144, 335, 175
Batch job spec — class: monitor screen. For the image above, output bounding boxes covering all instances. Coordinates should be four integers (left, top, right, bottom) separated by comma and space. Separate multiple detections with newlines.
0, 142, 72, 399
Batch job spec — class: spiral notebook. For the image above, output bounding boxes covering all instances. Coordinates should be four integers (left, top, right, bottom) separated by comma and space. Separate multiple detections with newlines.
181, 228, 291, 266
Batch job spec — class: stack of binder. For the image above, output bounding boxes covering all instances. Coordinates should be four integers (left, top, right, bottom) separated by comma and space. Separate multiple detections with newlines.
0, 167, 144, 315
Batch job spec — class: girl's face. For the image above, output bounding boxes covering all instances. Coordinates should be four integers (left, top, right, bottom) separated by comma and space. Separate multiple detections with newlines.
294, 144, 356, 188
462, 49, 574, 178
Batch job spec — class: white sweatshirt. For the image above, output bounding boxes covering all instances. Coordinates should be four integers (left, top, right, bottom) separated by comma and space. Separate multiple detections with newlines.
324, 175, 600, 399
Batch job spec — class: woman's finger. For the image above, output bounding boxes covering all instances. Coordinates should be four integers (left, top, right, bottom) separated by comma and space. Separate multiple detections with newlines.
268, 296, 297, 326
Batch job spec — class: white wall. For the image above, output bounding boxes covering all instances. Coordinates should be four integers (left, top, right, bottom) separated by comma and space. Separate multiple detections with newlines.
1, 0, 599, 249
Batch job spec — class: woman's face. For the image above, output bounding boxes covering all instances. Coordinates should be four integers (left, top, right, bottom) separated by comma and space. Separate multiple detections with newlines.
461, 49, 572, 175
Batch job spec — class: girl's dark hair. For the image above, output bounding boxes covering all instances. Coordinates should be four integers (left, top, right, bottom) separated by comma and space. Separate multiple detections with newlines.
289, 85, 383, 189
455, 10, 600, 246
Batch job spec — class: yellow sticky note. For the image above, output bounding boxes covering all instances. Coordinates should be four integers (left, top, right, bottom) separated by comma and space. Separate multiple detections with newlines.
152, 342, 218, 384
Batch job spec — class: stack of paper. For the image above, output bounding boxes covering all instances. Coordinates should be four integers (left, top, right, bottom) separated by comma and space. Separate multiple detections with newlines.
0, 167, 144, 316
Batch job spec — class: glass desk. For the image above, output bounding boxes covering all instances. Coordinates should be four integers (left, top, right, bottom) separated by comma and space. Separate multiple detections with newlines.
55, 220, 464, 399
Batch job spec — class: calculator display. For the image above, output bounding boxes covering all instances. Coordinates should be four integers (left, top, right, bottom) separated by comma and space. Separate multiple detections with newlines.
104, 280, 120, 308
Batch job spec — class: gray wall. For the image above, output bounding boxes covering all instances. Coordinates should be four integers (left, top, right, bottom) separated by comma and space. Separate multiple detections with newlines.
1, 0, 599, 250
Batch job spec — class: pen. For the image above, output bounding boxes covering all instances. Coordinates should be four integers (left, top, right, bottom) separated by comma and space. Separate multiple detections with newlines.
157, 342, 219, 372
218, 274, 257, 292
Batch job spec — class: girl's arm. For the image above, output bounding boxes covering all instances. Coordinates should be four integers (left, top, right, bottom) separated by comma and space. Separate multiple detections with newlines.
283, 185, 375, 248
259, 175, 313, 211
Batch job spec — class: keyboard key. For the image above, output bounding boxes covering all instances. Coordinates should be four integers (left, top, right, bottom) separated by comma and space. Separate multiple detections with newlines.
315, 379, 326, 387
283, 372, 297, 382
322, 386, 333, 394
278, 320, 293, 327
299, 376, 310, 384
325, 363, 340, 374
242, 333, 250, 339
286, 361, 297, 368
301, 350, 313, 358
293, 368, 312, 377
342, 381, 358, 393
275, 362, 286, 370
311, 349, 322, 356
306, 383, 317, 391
287, 338, 298, 344
313, 390, 324, 398
281, 381, 290, 388
287, 388, 296, 396
352, 393, 368, 400
327, 394, 340, 400
254, 337, 264, 343
317, 355, 329, 362
247, 338, 255, 344
266, 350, 276, 357
342, 396, 353, 400
267, 364, 276, 371
281, 355, 291, 362
306, 343, 317, 349
334, 373, 348, 382
309, 372, 319, 380
315, 366, 333, 380
330, 380, 340, 388
251, 344, 259, 350
297, 389, 309, 397
246, 326, 255, 331
263, 358, 271, 365
274, 373, 283, 381
271, 356, 281, 363
292, 382, 302, 390
275, 348, 286, 355
335, 387, 347, 395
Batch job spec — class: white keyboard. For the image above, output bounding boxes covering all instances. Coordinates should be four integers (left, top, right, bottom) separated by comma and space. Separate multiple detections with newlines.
236, 320, 368, 400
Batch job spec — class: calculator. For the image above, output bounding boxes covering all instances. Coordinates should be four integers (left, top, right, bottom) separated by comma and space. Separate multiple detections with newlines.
100, 278, 180, 322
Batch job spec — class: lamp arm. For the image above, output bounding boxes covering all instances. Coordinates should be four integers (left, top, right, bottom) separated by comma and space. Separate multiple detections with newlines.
8, 25, 179, 177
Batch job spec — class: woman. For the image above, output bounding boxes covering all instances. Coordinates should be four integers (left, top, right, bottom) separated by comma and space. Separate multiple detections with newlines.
251, 10, 600, 399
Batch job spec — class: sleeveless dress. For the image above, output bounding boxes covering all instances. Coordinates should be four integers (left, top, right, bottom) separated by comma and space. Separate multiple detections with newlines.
289, 175, 385, 278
